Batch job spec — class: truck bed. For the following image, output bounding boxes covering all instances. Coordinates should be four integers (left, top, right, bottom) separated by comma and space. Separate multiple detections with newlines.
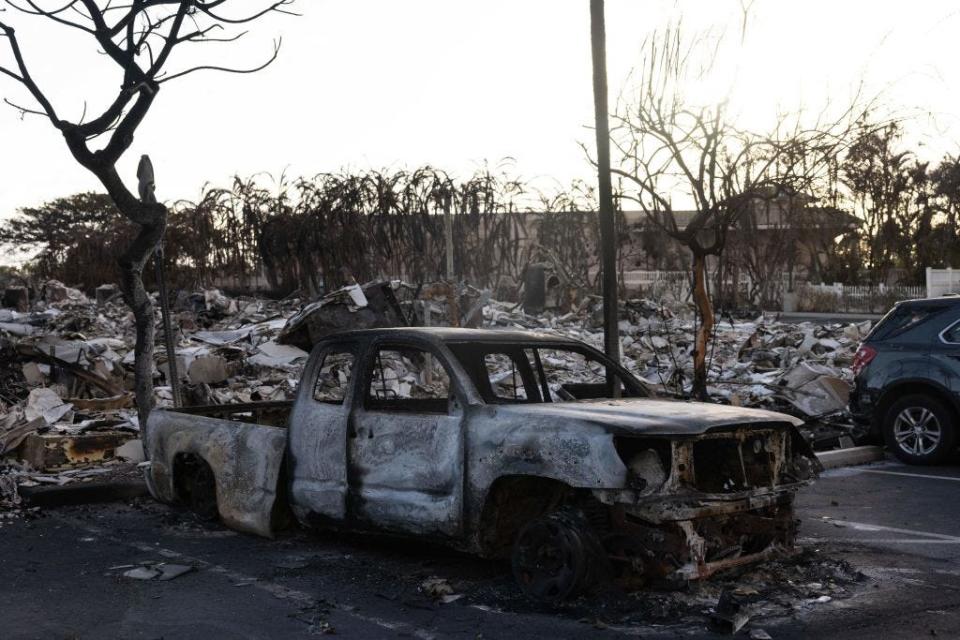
168, 400, 293, 428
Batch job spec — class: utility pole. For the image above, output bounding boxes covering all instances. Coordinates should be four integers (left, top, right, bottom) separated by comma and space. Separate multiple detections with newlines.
139, 154, 182, 408
443, 190, 455, 282
442, 188, 460, 327
590, 0, 620, 367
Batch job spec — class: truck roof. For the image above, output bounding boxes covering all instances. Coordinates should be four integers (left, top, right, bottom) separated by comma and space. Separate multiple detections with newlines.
320, 326, 580, 345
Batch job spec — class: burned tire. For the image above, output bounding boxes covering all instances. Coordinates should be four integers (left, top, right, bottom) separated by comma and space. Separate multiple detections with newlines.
511, 510, 604, 602
883, 394, 957, 465
175, 456, 219, 520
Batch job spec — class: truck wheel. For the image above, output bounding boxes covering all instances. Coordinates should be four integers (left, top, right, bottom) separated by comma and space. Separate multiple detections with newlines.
883, 394, 957, 465
511, 511, 602, 602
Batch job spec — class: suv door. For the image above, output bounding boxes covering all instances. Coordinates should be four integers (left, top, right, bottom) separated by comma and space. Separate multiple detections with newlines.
928, 307, 960, 392
348, 342, 466, 536
287, 342, 359, 523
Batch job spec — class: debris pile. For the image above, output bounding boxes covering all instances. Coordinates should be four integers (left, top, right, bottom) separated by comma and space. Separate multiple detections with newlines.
0, 280, 307, 508
484, 297, 866, 430
3, 278, 873, 510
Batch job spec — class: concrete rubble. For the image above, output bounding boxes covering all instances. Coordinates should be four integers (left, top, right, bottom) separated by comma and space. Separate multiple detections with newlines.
1, 278, 871, 511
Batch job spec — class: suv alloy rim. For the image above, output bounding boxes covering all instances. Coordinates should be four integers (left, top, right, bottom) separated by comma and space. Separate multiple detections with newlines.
893, 407, 942, 456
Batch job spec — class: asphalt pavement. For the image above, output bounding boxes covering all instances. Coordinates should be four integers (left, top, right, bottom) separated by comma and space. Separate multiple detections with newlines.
2, 458, 959, 639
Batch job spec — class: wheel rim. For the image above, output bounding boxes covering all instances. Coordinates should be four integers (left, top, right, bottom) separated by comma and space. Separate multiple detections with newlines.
893, 406, 942, 456
512, 520, 583, 601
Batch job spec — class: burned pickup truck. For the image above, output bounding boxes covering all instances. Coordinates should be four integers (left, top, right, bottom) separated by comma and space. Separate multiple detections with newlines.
144, 328, 820, 601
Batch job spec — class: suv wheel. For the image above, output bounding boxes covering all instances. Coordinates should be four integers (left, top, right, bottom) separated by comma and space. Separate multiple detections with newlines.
883, 394, 957, 465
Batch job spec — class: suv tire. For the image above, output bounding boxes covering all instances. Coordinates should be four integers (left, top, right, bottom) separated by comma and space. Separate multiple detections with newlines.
883, 394, 957, 465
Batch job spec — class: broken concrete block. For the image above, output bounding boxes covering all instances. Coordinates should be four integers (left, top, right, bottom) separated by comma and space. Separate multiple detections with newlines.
115, 438, 145, 463
43, 280, 69, 302
24, 388, 73, 425
17, 431, 136, 471
95, 284, 118, 305
187, 355, 229, 384
20, 362, 45, 386
2, 286, 29, 312
0, 417, 45, 456
523, 264, 547, 314
42, 280, 89, 305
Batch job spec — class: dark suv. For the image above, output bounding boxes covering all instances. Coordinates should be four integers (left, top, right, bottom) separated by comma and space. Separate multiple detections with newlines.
850, 297, 960, 464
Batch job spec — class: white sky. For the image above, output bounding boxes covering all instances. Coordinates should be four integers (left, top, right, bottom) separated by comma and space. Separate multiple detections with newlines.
1, 0, 959, 231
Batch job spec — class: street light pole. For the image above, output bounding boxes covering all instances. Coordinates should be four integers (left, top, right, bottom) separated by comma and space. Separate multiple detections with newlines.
138, 154, 182, 408
590, 0, 620, 368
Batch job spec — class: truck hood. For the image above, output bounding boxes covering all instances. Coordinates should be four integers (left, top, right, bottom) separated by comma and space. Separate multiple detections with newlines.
494, 398, 803, 436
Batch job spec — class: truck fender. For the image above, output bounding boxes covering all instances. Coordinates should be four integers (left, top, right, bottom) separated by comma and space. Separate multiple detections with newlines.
145, 410, 287, 537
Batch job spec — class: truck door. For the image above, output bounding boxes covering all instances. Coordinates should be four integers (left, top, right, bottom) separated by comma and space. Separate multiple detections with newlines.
348, 342, 465, 536
287, 342, 359, 523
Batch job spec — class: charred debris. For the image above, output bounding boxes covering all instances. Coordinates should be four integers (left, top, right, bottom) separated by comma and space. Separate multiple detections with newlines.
0, 277, 863, 512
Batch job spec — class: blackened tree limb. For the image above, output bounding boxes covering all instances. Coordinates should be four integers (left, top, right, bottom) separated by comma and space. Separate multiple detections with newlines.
609, 23, 869, 400
0, 0, 294, 439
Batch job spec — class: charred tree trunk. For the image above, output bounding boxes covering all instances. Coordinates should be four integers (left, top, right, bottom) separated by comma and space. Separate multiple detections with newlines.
120, 212, 166, 432
0, 0, 294, 446
92, 166, 167, 439
691, 252, 713, 401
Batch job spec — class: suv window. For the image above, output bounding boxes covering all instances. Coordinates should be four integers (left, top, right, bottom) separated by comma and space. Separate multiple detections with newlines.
942, 319, 960, 343
365, 346, 452, 413
871, 304, 948, 341
314, 349, 356, 404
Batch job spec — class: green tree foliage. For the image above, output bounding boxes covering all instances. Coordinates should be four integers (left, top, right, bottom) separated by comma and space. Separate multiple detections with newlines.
0, 193, 135, 285
839, 121, 960, 283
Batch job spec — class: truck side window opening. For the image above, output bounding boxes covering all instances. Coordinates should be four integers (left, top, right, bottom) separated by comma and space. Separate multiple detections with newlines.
484, 352, 530, 401
366, 346, 452, 413
313, 350, 356, 404
537, 348, 628, 401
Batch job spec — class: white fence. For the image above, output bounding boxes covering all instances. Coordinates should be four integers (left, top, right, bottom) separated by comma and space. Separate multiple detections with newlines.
926, 268, 960, 298
622, 269, 790, 307
794, 282, 926, 313
622, 269, 928, 313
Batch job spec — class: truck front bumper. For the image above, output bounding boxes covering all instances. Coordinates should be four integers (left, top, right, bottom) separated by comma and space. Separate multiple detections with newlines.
593, 487, 799, 584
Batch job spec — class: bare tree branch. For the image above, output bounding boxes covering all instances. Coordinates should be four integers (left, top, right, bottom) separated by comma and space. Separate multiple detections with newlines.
0, 0, 296, 441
